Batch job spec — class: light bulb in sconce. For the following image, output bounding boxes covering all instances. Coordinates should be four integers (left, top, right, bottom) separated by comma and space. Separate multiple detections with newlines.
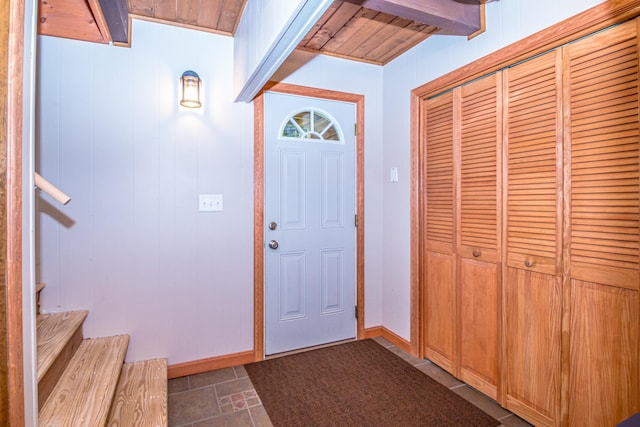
180, 70, 202, 108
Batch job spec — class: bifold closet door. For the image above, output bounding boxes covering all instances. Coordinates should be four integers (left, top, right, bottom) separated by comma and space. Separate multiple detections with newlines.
564, 20, 640, 426
457, 73, 501, 400
423, 91, 457, 375
503, 50, 563, 427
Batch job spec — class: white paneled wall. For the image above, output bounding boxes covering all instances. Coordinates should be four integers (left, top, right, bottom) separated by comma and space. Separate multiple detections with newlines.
37, 18, 386, 365
380, 0, 606, 340
37, 20, 255, 364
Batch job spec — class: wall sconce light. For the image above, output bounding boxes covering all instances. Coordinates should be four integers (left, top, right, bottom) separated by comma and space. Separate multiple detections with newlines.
180, 70, 202, 108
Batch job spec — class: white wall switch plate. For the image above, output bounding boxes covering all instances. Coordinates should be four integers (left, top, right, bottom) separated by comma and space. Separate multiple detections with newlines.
199, 194, 223, 212
390, 167, 399, 183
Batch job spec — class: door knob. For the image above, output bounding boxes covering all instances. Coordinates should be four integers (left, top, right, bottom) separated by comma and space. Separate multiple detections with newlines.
268, 221, 277, 230
268, 240, 279, 249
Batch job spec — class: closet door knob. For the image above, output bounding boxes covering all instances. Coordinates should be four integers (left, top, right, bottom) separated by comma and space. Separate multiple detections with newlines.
524, 259, 534, 268
472, 249, 481, 258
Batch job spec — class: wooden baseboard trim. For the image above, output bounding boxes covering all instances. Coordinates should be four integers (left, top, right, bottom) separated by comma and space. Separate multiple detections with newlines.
362, 326, 412, 355
168, 350, 256, 379
168, 328, 413, 379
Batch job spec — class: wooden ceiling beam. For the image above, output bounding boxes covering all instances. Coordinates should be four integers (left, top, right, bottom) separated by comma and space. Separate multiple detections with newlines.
341, 0, 481, 35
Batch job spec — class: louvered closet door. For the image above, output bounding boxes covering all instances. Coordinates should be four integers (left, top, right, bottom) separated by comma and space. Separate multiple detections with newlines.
565, 20, 640, 426
503, 50, 562, 427
423, 91, 457, 374
458, 73, 501, 400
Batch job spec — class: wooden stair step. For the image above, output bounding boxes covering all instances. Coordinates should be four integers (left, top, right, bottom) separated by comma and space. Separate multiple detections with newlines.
39, 335, 130, 426
107, 358, 168, 426
37, 310, 88, 408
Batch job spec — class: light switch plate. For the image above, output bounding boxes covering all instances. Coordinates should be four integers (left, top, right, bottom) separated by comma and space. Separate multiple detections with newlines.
390, 167, 399, 183
199, 194, 223, 212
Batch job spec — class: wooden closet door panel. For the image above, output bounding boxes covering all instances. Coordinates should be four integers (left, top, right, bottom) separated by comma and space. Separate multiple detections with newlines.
423, 92, 457, 371
505, 50, 562, 276
459, 74, 501, 263
458, 74, 501, 399
564, 20, 640, 426
424, 251, 456, 374
459, 258, 499, 399
566, 20, 640, 290
425, 92, 455, 254
503, 50, 563, 427
504, 267, 561, 427
569, 279, 639, 427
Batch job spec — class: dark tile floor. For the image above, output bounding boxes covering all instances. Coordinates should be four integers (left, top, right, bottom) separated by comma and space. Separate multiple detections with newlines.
168, 337, 533, 427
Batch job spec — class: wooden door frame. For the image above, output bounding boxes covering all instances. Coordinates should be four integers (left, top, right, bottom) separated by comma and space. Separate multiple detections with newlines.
1, 0, 25, 424
253, 82, 365, 361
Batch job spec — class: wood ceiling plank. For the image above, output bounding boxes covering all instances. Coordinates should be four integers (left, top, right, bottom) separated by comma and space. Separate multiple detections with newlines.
348, 15, 411, 60
176, 0, 198, 25
343, 0, 480, 35
300, 1, 341, 46
197, 0, 224, 30
303, 2, 361, 50
153, 0, 176, 21
217, 0, 246, 34
370, 21, 436, 63
322, 8, 380, 54
128, 0, 153, 16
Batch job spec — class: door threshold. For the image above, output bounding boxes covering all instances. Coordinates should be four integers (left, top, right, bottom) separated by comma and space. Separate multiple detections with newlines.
265, 338, 357, 360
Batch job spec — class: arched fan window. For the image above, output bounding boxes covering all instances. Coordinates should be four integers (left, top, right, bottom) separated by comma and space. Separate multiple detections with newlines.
280, 109, 343, 143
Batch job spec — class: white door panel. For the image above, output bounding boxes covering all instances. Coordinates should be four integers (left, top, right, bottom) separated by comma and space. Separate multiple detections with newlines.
264, 92, 356, 355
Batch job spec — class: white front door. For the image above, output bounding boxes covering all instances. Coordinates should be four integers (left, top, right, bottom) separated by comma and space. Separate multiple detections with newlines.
264, 92, 357, 355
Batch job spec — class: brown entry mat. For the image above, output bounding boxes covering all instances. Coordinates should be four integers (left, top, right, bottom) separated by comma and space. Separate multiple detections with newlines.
245, 339, 500, 426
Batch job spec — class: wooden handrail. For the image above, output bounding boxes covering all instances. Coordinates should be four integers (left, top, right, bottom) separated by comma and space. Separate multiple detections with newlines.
34, 173, 71, 205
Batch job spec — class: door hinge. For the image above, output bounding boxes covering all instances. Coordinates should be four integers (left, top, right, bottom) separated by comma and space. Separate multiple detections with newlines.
355, 305, 358, 319
354, 123, 357, 136
354, 214, 358, 227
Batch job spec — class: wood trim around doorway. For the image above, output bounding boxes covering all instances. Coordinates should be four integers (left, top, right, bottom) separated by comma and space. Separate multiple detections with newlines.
253, 82, 365, 361
2, 0, 25, 424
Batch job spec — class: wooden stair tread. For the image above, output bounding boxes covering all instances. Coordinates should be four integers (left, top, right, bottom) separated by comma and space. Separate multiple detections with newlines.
39, 335, 130, 426
107, 358, 168, 427
37, 310, 88, 382
36, 282, 46, 293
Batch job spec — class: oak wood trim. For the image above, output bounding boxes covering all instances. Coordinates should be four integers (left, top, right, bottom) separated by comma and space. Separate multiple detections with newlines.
253, 92, 264, 363
87, 0, 112, 42
253, 81, 366, 358
560, 42, 573, 427
295, 46, 384, 66
412, 0, 640, 99
112, 14, 133, 48
128, 14, 235, 38
167, 351, 256, 379
5, 0, 24, 423
362, 326, 412, 353
409, 91, 421, 357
